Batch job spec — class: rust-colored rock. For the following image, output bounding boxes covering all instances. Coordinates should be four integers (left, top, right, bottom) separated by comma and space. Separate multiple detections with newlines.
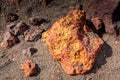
21, 60, 36, 77
91, 17, 103, 30
42, 10, 104, 75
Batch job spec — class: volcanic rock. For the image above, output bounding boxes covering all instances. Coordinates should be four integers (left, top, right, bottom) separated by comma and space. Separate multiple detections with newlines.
89, 17, 106, 37
24, 27, 44, 42
1, 32, 19, 48
21, 60, 36, 77
42, 10, 104, 75
7, 21, 29, 36
22, 47, 37, 57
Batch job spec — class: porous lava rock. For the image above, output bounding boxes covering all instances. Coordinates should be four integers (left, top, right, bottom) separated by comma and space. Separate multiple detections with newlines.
21, 60, 36, 77
42, 10, 104, 75
7, 21, 29, 36
24, 27, 44, 42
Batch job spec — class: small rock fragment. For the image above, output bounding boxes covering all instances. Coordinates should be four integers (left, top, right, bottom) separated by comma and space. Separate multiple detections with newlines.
6, 13, 19, 22
90, 17, 106, 37
24, 27, 44, 42
21, 60, 36, 77
1, 32, 19, 48
22, 47, 37, 57
7, 21, 29, 35
29, 17, 48, 26
91, 17, 102, 30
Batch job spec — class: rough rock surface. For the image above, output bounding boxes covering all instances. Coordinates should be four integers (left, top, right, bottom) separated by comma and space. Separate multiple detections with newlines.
87, 17, 106, 37
7, 21, 29, 36
21, 60, 36, 77
91, 17, 103, 31
83, 0, 120, 36
0, 32, 19, 48
24, 27, 44, 42
29, 17, 46, 26
22, 47, 37, 57
42, 10, 104, 75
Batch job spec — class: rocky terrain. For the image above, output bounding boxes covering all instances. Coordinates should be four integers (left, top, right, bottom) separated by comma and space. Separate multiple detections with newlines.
0, 0, 120, 80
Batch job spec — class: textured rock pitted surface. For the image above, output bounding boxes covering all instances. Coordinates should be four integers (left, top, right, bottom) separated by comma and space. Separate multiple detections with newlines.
21, 60, 36, 77
42, 10, 104, 75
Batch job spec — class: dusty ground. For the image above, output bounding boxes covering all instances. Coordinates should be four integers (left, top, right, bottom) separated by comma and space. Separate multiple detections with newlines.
0, 0, 120, 80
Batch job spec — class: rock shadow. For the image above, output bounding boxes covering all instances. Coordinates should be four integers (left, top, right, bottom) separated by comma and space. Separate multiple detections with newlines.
90, 42, 113, 73
30, 48, 38, 55
86, 19, 106, 37
30, 64, 41, 77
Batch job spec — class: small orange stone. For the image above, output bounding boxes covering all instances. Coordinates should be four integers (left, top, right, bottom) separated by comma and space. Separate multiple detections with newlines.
21, 60, 36, 77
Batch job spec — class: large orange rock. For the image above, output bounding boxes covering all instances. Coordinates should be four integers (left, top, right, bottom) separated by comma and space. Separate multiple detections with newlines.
42, 10, 104, 75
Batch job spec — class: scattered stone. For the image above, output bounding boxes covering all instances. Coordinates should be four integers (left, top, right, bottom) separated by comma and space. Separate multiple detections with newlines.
6, 13, 19, 22
24, 27, 44, 42
91, 17, 103, 30
29, 17, 49, 26
7, 21, 29, 36
90, 17, 106, 37
21, 60, 37, 77
42, 10, 104, 75
22, 47, 37, 57
1, 32, 19, 48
